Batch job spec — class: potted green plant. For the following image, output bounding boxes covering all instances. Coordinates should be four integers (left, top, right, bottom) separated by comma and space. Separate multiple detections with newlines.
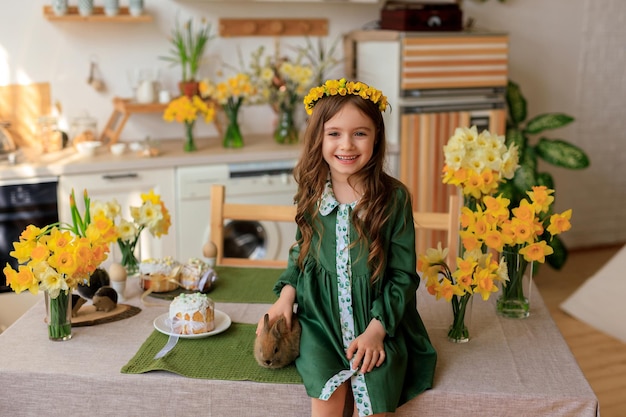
498, 79, 590, 270
160, 17, 214, 97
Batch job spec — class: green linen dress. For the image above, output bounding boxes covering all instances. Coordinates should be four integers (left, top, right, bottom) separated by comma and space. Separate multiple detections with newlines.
274, 181, 436, 416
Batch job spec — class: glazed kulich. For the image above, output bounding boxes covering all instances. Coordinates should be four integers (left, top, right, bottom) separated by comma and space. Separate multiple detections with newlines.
168, 292, 215, 334
179, 258, 217, 292
140, 256, 180, 293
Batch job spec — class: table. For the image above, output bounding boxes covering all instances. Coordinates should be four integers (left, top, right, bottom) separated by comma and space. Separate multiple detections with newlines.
0, 270, 599, 417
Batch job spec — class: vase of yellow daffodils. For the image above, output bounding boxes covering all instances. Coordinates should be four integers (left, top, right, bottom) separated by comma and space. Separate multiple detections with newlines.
3, 189, 117, 340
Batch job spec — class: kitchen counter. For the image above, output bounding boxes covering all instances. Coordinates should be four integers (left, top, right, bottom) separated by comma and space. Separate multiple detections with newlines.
0, 134, 303, 181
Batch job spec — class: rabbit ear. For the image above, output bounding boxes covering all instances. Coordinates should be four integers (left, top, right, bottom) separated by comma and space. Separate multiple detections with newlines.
273, 315, 287, 337
263, 314, 271, 333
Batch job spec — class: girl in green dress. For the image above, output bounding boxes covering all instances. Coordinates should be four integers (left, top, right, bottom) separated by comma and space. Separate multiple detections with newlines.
258, 79, 436, 416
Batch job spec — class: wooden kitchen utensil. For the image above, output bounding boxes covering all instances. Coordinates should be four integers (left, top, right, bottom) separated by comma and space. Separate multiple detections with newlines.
87, 58, 106, 92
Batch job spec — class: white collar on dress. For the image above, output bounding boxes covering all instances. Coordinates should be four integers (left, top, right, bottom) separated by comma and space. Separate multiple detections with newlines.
319, 180, 356, 216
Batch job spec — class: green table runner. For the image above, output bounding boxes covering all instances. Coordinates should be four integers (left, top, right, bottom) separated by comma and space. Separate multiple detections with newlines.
210, 267, 282, 303
149, 266, 283, 304
122, 322, 302, 384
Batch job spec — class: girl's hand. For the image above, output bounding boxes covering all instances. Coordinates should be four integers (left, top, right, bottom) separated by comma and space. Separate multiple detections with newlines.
256, 285, 296, 335
346, 319, 386, 373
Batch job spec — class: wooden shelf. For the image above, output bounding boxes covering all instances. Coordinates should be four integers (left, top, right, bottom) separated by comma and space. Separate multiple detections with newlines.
100, 98, 167, 144
43, 6, 153, 22
219, 18, 328, 37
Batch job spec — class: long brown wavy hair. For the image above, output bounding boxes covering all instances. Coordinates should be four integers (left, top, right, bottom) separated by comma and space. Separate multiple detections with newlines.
293, 93, 406, 282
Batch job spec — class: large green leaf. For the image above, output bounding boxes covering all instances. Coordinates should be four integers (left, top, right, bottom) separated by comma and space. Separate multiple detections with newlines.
505, 127, 526, 154
512, 164, 537, 195
535, 138, 591, 169
546, 235, 568, 270
525, 113, 574, 134
506, 80, 527, 126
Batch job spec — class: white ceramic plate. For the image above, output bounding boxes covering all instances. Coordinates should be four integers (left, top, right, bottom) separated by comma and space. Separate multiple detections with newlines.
153, 309, 232, 339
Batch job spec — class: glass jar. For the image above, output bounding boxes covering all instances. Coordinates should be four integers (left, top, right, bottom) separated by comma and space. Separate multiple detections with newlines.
37, 116, 63, 153
70, 115, 98, 146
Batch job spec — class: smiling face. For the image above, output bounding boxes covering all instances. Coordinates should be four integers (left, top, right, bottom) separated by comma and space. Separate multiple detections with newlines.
322, 102, 376, 184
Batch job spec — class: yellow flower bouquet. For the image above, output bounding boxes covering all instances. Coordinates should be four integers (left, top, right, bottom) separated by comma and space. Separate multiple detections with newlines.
418, 244, 508, 343
91, 189, 171, 277
439, 125, 574, 319
460, 187, 572, 317
442, 125, 519, 204
163, 94, 216, 152
247, 46, 313, 143
200, 73, 257, 148
3, 189, 118, 340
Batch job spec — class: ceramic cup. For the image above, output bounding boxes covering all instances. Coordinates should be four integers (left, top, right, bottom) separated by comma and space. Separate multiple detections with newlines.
110, 143, 126, 156
110, 280, 126, 302
158, 90, 171, 104
52, 0, 68, 16
77, 0, 94, 16
129, 0, 144, 16
104, 0, 119, 16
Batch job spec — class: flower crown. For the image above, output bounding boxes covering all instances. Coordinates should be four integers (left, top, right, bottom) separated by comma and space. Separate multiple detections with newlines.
303, 78, 388, 116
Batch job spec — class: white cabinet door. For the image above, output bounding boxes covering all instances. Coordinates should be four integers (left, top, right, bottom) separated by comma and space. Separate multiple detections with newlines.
58, 168, 177, 268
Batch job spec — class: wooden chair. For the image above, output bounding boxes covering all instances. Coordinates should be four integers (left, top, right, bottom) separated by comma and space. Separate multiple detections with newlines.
210, 184, 460, 269
413, 194, 461, 270
210, 184, 297, 268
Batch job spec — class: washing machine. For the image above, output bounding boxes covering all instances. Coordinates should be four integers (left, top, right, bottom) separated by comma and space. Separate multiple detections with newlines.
176, 160, 298, 263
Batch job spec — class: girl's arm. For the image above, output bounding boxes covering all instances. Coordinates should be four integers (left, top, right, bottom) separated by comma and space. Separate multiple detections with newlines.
370, 187, 420, 337
258, 230, 302, 334
256, 284, 296, 334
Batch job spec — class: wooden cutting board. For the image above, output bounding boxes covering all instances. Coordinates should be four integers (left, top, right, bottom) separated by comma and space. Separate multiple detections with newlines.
0, 82, 51, 148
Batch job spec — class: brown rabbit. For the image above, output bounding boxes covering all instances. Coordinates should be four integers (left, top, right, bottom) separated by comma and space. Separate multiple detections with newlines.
254, 313, 301, 369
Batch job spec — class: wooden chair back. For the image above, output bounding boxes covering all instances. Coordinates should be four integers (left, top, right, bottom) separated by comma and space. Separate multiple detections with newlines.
210, 184, 460, 270
210, 184, 296, 268
413, 194, 461, 269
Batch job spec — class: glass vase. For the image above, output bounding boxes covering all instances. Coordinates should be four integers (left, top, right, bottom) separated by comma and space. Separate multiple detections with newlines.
496, 249, 534, 319
45, 290, 72, 341
184, 121, 197, 152
274, 104, 299, 144
119, 240, 140, 277
448, 293, 472, 343
223, 106, 244, 149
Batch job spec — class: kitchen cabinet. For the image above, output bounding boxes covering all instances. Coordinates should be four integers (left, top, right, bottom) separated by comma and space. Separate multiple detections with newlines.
57, 167, 177, 268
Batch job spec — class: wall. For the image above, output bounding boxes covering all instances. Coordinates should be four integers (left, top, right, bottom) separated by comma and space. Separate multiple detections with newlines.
0, 1, 380, 143
1, 0, 625, 249
463, 0, 626, 249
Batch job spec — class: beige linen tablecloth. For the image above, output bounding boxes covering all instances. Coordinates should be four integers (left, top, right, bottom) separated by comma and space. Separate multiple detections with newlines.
0, 271, 599, 417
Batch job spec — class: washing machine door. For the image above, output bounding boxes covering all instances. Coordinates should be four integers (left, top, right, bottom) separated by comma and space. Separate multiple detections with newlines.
220, 220, 281, 261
